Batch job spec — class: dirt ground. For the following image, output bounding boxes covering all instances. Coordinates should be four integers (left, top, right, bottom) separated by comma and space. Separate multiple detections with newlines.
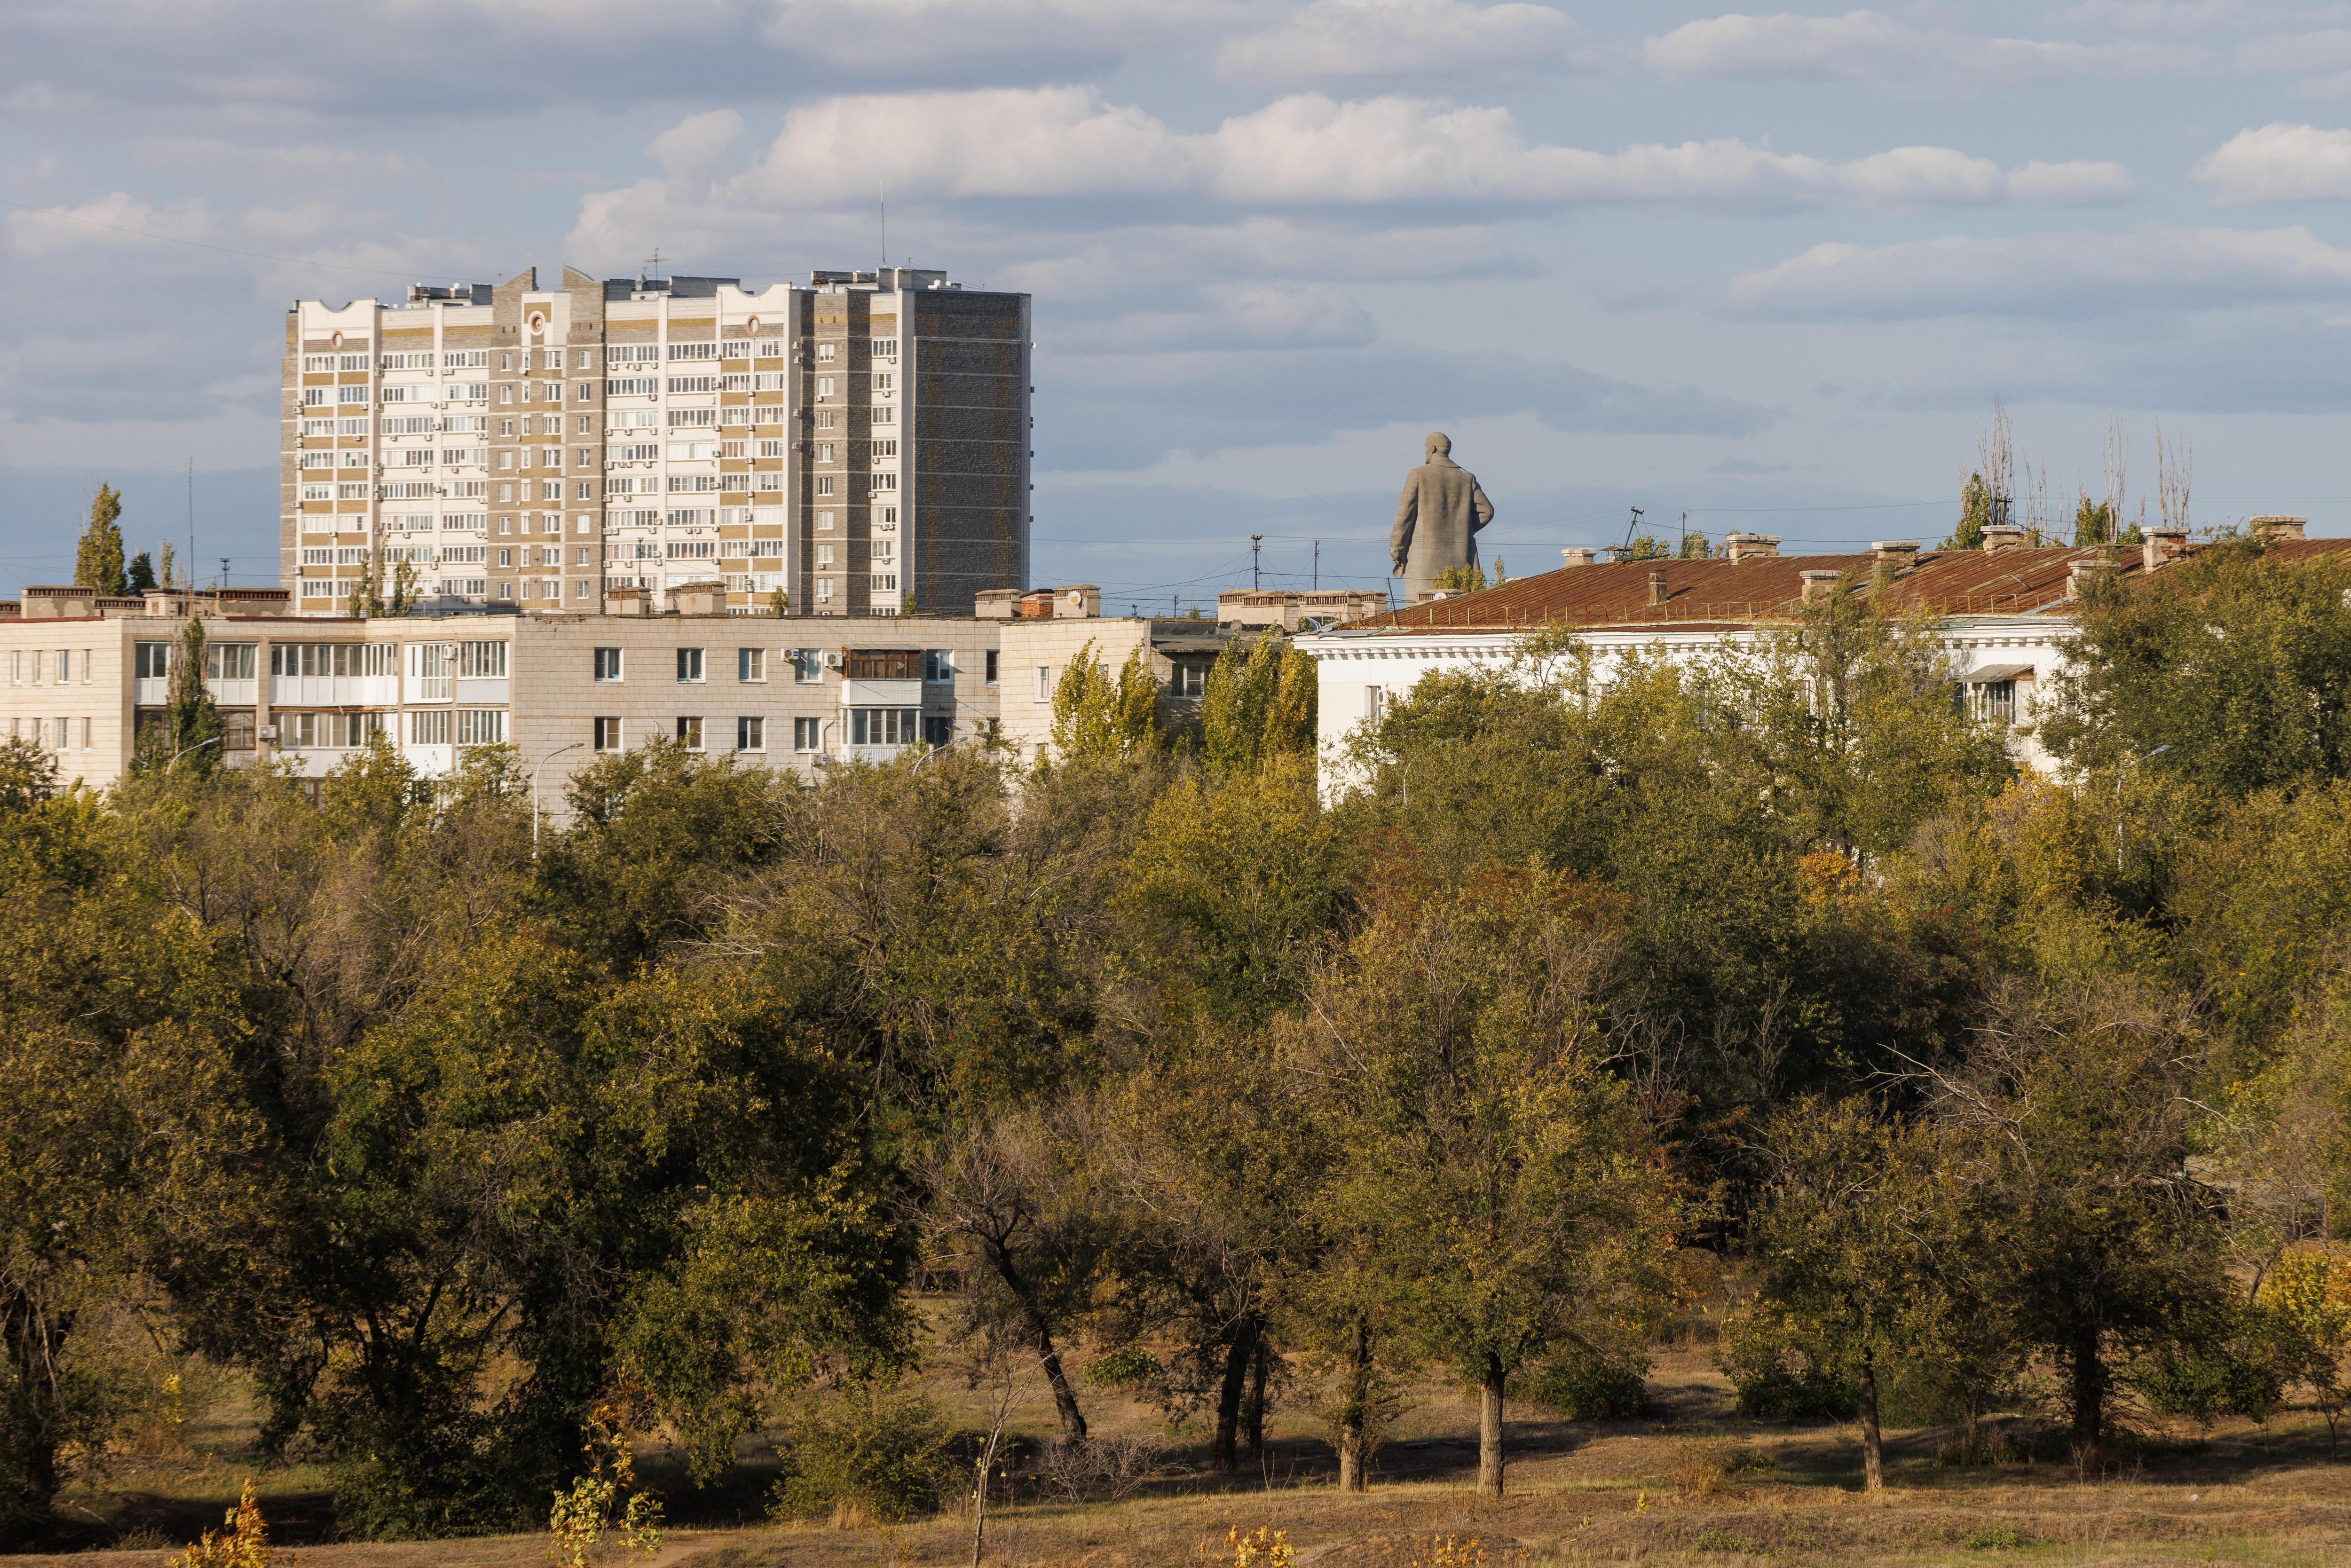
23, 1344, 2351, 1567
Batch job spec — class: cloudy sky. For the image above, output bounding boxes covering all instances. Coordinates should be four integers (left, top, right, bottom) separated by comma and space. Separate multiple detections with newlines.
8, 0, 2351, 601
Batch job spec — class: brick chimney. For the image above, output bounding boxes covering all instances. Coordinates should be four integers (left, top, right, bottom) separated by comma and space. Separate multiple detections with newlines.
2252, 514, 2308, 542
1725, 532, 1781, 563
1800, 569, 1840, 603
1870, 540, 1920, 570
1648, 568, 1669, 607
1980, 524, 2029, 553
1560, 546, 1597, 568
2143, 526, 2191, 571
2065, 558, 2106, 600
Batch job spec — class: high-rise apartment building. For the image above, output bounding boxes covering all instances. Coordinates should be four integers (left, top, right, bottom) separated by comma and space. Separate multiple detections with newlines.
281, 266, 1030, 619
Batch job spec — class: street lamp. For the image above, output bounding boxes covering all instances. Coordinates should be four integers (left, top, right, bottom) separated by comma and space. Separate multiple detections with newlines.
167, 735, 223, 773
531, 741, 585, 852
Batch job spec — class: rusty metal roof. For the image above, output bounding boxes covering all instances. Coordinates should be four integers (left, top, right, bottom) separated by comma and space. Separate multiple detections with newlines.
1341, 539, 2351, 634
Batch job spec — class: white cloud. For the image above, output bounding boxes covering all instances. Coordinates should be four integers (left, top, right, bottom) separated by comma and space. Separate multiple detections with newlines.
648, 110, 747, 183
7, 193, 217, 256
2195, 123, 2351, 200
1645, 9, 2207, 86
1062, 283, 1381, 351
1217, 0, 1577, 86
706, 88, 2132, 209
1717, 224, 2351, 319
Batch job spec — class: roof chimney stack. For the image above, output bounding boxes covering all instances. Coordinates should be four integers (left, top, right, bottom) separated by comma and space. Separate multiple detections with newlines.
1560, 546, 1597, 568
1980, 524, 2029, 553
2143, 526, 2191, 572
1648, 568, 1669, 607
1725, 532, 1781, 563
1800, 569, 1840, 604
2251, 514, 2308, 542
1870, 540, 1920, 570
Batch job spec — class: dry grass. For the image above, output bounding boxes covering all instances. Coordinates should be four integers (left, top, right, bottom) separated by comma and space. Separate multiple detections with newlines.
24, 1342, 2351, 1567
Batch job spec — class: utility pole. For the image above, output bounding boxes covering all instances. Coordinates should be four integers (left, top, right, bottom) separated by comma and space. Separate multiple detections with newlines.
1251, 534, 1263, 590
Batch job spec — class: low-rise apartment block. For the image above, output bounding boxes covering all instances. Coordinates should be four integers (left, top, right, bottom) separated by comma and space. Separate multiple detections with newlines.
284, 265, 1029, 621
0, 583, 1262, 801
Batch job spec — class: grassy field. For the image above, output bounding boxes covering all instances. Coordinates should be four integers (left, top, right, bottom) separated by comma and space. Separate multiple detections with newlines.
21, 1346, 2351, 1567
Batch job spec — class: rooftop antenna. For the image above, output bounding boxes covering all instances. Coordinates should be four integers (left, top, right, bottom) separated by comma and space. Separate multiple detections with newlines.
1678, 510, 1688, 555
187, 458, 197, 603
219, 555, 230, 589
1251, 534, 1264, 590
879, 181, 887, 273
1313, 539, 1320, 591
1621, 504, 1645, 554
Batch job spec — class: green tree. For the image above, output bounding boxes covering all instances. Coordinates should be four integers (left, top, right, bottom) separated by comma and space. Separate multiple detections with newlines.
1048, 640, 1160, 764
0, 793, 265, 1543
158, 542, 177, 590
1942, 472, 1993, 552
1296, 871, 1675, 1497
73, 485, 127, 597
1747, 1098, 2010, 1491
1199, 631, 1315, 775
126, 552, 157, 594
1431, 563, 1488, 592
1925, 986, 2231, 1450
2073, 494, 2118, 547
137, 616, 223, 775
2043, 539, 2351, 798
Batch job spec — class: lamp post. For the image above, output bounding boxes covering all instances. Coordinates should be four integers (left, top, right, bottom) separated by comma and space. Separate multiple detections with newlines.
167, 735, 222, 773
531, 741, 585, 853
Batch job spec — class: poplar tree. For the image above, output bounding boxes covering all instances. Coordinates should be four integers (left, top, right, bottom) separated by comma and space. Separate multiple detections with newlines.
73, 484, 127, 596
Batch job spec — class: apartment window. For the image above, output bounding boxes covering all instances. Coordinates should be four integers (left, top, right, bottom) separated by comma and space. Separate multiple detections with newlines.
871, 405, 895, 425
815, 342, 837, 362
923, 716, 952, 749
134, 643, 171, 679
985, 649, 999, 686
793, 716, 820, 752
816, 578, 832, 602
457, 640, 507, 678
1035, 666, 1050, 702
1364, 684, 1384, 720
54, 650, 72, 684
738, 647, 766, 683
676, 716, 704, 750
816, 510, 835, 531
203, 643, 257, 680
816, 477, 835, 496
594, 716, 623, 752
736, 716, 765, 752
872, 371, 895, 393
592, 646, 624, 683
409, 709, 453, 745
792, 649, 822, 683
816, 376, 836, 398
455, 709, 505, 746
1172, 662, 1208, 700
676, 647, 704, 683
848, 708, 920, 746
923, 649, 953, 683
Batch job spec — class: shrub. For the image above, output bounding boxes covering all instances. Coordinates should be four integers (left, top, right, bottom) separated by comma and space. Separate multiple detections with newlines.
1027, 1433, 1176, 1503
1716, 1312, 1857, 1421
1084, 1344, 1164, 1391
2138, 1338, 2284, 1425
769, 1385, 954, 1524
1520, 1345, 1649, 1420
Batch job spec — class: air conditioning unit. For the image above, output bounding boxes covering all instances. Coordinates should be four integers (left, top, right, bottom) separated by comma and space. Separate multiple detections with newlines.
822, 651, 844, 670
257, 725, 278, 741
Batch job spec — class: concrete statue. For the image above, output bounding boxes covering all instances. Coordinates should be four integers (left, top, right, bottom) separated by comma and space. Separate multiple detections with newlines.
1389, 431, 1496, 603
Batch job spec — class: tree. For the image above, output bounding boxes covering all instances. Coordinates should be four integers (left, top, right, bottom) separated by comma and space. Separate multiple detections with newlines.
1942, 472, 1993, 552
916, 1109, 1102, 1439
1294, 871, 1676, 1497
1921, 985, 2231, 1451
141, 616, 224, 775
2043, 539, 2351, 798
126, 552, 157, 594
0, 794, 266, 1543
1048, 641, 1160, 764
1747, 1098, 2003, 1492
74, 485, 127, 597
1199, 631, 1315, 775
158, 542, 177, 590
